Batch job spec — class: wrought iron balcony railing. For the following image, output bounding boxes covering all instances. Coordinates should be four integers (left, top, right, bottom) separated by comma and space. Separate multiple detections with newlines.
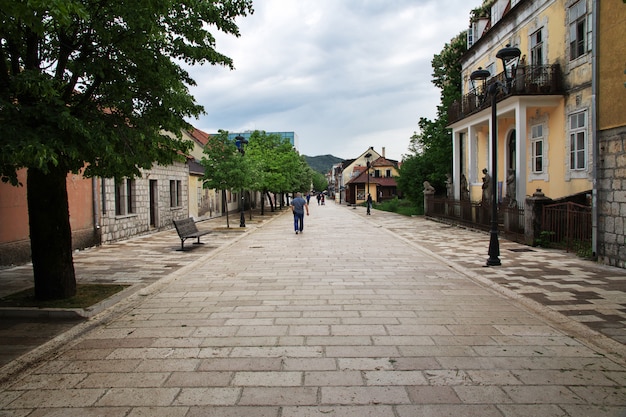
448, 64, 564, 125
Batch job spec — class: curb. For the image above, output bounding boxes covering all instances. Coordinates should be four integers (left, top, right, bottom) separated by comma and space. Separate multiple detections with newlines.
0, 284, 144, 319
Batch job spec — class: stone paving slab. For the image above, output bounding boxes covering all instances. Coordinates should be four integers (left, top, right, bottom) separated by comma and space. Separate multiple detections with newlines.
0, 211, 280, 366
359, 209, 626, 346
0, 203, 625, 416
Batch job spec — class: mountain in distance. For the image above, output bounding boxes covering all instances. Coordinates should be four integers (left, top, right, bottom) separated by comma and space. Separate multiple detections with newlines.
303, 154, 344, 174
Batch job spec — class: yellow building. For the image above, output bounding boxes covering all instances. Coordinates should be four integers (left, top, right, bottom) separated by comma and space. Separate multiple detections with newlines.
343, 147, 399, 205
448, 0, 626, 268
450, 0, 593, 206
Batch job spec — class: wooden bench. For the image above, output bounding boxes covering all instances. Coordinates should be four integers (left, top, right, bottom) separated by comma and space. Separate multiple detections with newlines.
173, 218, 211, 251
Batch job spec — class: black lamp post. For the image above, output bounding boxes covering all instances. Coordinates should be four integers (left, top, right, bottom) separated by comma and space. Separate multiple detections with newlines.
470, 44, 521, 267
234, 134, 248, 228
364, 152, 372, 214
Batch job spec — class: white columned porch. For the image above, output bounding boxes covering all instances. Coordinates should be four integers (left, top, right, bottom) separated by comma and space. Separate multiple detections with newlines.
468, 124, 479, 185
452, 131, 462, 200
515, 103, 527, 202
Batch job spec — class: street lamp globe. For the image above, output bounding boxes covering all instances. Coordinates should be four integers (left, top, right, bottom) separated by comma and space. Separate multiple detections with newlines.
470, 67, 491, 92
496, 44, 522, 83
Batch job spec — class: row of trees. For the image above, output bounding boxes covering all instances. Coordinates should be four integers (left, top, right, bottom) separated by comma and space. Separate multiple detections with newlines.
201, 130, 326, 224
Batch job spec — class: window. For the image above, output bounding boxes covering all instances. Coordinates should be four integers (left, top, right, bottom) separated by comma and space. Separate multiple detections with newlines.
530, 29, 543, 67
531, 125, 544, 173
508, 131, 516, 171
126, 179, 135, 214
115, 181, 123, 215
374, 169, 380, 178
569, 112, 587, 170
569, 1, 588, 60
115, 179, 136, 215
467, 25, 475, 48
101, 178, 107, 214
357, 186, 365, 201
386, 169, 392, 178
170, 180, 182, 207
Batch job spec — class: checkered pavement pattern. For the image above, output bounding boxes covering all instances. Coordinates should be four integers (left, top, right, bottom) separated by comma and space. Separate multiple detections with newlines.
365, 212, 626, 345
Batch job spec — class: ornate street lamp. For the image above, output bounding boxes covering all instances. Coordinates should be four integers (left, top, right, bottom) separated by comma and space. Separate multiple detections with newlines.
234, 134, 248, 228
470, 44, 521, 266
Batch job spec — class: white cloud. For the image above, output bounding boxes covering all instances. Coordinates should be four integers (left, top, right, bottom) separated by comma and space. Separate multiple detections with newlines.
185, 0, 476, 161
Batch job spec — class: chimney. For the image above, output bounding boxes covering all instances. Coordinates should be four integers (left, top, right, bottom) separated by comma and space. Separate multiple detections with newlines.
382, 147, 386, 158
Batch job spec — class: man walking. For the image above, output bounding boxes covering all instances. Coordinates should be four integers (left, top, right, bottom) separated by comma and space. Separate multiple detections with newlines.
291, 192, 309, 234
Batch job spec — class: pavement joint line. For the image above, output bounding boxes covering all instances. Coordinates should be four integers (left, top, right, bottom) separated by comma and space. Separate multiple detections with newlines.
351, 207, 626, 367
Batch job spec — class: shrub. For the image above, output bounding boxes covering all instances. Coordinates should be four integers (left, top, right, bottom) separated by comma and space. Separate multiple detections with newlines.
373, 198, 421, 216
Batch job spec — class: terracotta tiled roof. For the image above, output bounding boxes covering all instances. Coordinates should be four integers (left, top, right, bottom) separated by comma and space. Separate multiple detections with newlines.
188, 128, 211, 146
372, 176, 397, 186
371, 157, 398, 168
345, 169, 397, 187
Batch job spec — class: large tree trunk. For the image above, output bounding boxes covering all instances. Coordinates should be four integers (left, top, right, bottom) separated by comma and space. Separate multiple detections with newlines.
27, 166, 77, 300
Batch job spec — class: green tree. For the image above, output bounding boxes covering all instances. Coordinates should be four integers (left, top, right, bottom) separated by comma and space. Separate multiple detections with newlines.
245, 131, 307, 213
286, 154, 311, 197
0, 0, 253, 300
200, 131, 251, 228
311, 170, 328, 193
398, 31, 466, 206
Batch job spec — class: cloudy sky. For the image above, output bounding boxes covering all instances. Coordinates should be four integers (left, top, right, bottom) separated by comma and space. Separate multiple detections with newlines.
186, 0, 476, 161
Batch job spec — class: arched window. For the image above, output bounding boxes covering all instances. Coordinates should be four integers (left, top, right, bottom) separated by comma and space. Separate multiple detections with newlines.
508, 130, 516, 172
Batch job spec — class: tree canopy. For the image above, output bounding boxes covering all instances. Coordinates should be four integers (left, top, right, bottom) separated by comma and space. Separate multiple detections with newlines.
311, 170, 328, 193
244, 131, 310, 196
246, 132, 294, 194
201, 130, 315, 215
0, 0, 253, 299
1, 0, 253, 184
201, 130, 251, 193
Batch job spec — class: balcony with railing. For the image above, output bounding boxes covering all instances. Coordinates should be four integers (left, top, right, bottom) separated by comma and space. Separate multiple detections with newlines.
448, 64, 564, 125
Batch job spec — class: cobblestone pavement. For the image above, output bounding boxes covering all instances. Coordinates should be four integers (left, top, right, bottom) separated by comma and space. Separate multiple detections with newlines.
0, 203, 625, 416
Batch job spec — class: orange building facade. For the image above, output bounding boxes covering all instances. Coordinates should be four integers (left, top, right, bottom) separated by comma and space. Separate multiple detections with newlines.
0, 169, 99, 265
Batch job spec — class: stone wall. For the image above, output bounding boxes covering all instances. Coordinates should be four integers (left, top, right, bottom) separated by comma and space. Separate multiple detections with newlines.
100, 161, 189, 244
597, 125, 626, 268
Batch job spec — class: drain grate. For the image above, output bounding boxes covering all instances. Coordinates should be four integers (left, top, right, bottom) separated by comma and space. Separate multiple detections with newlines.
509, 248, 536, 252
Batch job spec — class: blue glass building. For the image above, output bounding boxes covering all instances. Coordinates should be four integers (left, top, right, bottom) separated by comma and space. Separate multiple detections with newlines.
226, 131, 299, 152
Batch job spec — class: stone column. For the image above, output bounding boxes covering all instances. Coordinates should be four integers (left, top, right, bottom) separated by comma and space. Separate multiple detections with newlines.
524, 189, 552, 246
